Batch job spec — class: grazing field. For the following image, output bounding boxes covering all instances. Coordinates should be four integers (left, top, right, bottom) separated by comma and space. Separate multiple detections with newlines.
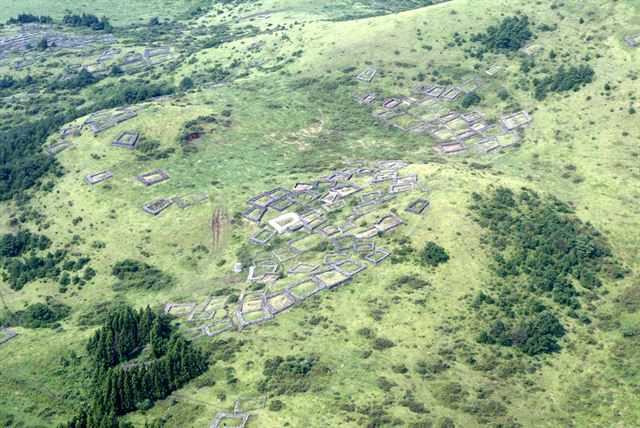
0, 0, 638, 427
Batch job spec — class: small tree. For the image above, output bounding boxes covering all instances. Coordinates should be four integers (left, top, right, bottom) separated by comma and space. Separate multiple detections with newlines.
419, 241, 449, 267
36, 37, 49, 51
179, 76, 194, 91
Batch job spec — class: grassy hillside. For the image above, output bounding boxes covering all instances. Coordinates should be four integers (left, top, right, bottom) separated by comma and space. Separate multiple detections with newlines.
0, 0, 638, 426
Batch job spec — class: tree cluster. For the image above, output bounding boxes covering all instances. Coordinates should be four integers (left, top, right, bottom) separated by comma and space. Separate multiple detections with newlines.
469, 187, 620, 355
471, 15, 532, 53
51, 69, 97, 90
533, 65, 595, 100
6, 13, 52, 25
0, 230, 51, 257
63, 307, 208, 427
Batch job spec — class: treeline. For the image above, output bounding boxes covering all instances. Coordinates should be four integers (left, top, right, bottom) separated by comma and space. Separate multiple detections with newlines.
63, 307, 208, 427
469, 187, 622, 355
471, 15, 532, 54
6, 12, 111, 31
533, 65, 595, 100
6, 13, 52, 25
62, 12, 112, 32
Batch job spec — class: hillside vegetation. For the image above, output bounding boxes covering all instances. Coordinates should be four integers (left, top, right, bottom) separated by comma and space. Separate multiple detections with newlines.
0, 0, 638, 427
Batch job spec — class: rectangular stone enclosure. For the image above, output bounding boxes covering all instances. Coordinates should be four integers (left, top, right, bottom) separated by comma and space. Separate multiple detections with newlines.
144, 198, 173, 216
86, 169, 113, 185
137, 169, 170, 186
112, 131, 139, 148
357, 67, 377, 83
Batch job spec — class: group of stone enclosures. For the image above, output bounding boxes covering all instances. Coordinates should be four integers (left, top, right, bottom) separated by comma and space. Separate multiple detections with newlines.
0, 23, 176, 79
0, 23, 116, 70
356, 67, 532, 156
61, 45, 176, 80
165, 160, 431, 340
47, 105, 143, 158
51, 98, 209, 217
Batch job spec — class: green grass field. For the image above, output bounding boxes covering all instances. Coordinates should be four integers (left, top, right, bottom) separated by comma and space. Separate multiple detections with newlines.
0, 0, 639, 426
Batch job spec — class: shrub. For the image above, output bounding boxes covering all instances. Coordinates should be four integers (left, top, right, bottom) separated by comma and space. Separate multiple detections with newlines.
460, 91, 481, 108
268, 399, 284, 411
372, 337, 395, 350
179, 76, 194, 91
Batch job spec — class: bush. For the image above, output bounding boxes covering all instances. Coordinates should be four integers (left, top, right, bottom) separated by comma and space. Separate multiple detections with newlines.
372, 337, 395, 350
419, 242, 449, 267
179, 76, 194, 91
268, 399, 284, 411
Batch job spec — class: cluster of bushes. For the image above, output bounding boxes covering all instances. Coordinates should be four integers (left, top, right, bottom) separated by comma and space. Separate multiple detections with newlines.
533, 65, 595, 100
111, 259, 173, 290
63, 307, 208, 427
134, 138, 175, 161
51, 69, 97, 90
2, 251, 92, 291
0, 230, 51, 257
62, 12, 112, 32
471, 15, 532, 53
0, 299, 70, 329
0, 74, 35, 90
469, 187, 621, 355
0, 231, 93, 290
258, 355, 327, 395
6, 13, 52, 25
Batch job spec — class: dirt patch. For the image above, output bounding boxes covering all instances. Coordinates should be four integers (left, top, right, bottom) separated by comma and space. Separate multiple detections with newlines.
183, 129, 214, 143
211, 208, 229, 250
